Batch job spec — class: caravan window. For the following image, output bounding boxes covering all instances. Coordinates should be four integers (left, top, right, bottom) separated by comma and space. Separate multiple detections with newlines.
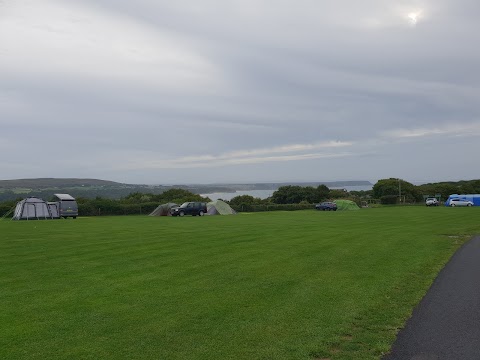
60, 200, 77, 210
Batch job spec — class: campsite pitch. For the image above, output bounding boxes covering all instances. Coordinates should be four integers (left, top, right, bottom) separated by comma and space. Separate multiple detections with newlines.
1, 207, 479, 359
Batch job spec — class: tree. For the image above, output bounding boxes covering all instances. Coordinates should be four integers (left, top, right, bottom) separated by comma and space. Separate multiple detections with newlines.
150, 189, 210, 204
271, 185, 330, 204
229, 195, 264, 206
373, 178, 421, 203
316, 185, 330, 201
329, 189, 348, 199
122, 192, 149, 203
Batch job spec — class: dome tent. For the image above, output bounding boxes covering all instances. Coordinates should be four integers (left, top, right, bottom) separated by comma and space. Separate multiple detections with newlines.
149, 203, 178, 216
12, 197, 52, 220
207, 200, 236, 215
334, 199, 360, 211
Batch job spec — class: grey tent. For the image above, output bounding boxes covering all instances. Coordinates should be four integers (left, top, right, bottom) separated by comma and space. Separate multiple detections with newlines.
149, 203, 178, 216
207, 200, 237, 215
47, 202, 60, 219
12, 197, 52, 220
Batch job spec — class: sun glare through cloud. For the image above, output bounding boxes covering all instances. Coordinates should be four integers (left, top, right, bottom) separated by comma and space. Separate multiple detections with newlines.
407, 11, 422, 25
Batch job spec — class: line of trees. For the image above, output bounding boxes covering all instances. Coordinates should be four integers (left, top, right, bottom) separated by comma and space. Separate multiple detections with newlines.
373, 178, 480, 204
2, 179, 480, 217
0, 185, 340, 217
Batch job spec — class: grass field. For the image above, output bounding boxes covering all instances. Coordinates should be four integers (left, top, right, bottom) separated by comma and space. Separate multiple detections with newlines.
1, 207, 479, 359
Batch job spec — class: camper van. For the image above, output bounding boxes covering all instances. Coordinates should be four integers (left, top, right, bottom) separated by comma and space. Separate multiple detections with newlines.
53, 194, 78, 218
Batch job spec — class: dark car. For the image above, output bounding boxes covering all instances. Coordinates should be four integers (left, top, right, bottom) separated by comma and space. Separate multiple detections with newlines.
315, 202, 337, 211
170, 202, 207, 216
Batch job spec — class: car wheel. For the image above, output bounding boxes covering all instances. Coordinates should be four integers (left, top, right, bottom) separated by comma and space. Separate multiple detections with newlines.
451, 204, 456, 207
199, 211, 204, 216
468, 203, 473, 207
179, 211, 185, 216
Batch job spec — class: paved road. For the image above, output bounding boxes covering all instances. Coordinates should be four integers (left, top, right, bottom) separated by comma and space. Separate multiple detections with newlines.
384, 236, 480, 360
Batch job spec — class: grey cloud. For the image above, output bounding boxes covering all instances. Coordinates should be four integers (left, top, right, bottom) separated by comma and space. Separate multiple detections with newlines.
1, 0, 479, 183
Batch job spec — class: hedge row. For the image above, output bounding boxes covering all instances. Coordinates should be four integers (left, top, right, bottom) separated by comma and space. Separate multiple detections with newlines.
79, 203, 316, 216
231, 203, 315, 212
0, 203, 15, 218
78, 202, 159, 216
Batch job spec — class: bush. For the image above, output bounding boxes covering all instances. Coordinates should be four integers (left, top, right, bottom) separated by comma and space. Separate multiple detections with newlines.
78, 202, 159, 216
380, 195, 398, 205
0, 204, 14, 217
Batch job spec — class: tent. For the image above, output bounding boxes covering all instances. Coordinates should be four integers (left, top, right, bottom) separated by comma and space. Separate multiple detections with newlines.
47, 202, 60, 219
334, 199, 360, 211
12, 197, 52, 220
207, 200, 237, 215
149, 203, 178, 216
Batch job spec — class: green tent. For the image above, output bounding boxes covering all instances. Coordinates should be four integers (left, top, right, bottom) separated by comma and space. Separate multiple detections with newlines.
149, 203, 178, 216
334, 200, 360, 211
207, 200, 237, 215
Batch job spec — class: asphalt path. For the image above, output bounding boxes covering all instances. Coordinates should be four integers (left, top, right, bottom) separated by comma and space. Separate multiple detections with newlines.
384, 236, 480, 360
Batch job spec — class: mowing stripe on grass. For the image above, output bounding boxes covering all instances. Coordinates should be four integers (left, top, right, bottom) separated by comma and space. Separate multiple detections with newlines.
1, 208, 479, 359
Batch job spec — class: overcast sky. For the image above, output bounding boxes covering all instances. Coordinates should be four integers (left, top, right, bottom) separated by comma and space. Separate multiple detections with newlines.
1, 0, 479, 184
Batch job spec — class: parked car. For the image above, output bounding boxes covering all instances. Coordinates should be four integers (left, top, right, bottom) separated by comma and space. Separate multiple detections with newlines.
425, 198, 439, 206
448, 198, 474, 207
445, 194, 480, 207
315, 202, 337, 211
170, 202, 207, 216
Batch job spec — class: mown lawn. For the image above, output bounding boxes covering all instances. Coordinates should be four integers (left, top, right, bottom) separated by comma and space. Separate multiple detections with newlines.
1, 207, 479, 359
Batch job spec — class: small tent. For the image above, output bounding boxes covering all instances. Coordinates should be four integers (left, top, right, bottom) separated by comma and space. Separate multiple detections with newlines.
12, 197, 52, 220
334, 199, 360, 211
207, 200, 237, 215
47, 202, 60, 219
149, 203, 178, 216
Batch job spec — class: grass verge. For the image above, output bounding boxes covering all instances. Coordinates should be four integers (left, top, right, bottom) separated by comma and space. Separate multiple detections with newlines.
1, 207, 479, 359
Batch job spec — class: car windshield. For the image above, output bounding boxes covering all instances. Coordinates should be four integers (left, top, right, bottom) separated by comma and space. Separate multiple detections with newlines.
180, 202, 190, 208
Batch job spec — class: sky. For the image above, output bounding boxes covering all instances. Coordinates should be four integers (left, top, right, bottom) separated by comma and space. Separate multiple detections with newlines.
1, 0, 479, 185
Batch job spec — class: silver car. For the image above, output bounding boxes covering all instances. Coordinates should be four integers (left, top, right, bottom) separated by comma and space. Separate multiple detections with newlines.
449, 198, 474, 207
425, 198, 439, 206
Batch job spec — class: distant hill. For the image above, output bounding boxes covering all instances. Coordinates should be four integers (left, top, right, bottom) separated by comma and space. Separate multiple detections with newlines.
0, 178, 124, 189
0, 178, 372, 190
0, 178, 235, 202
204, 181, 373, 191
0, 178, 373, 202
